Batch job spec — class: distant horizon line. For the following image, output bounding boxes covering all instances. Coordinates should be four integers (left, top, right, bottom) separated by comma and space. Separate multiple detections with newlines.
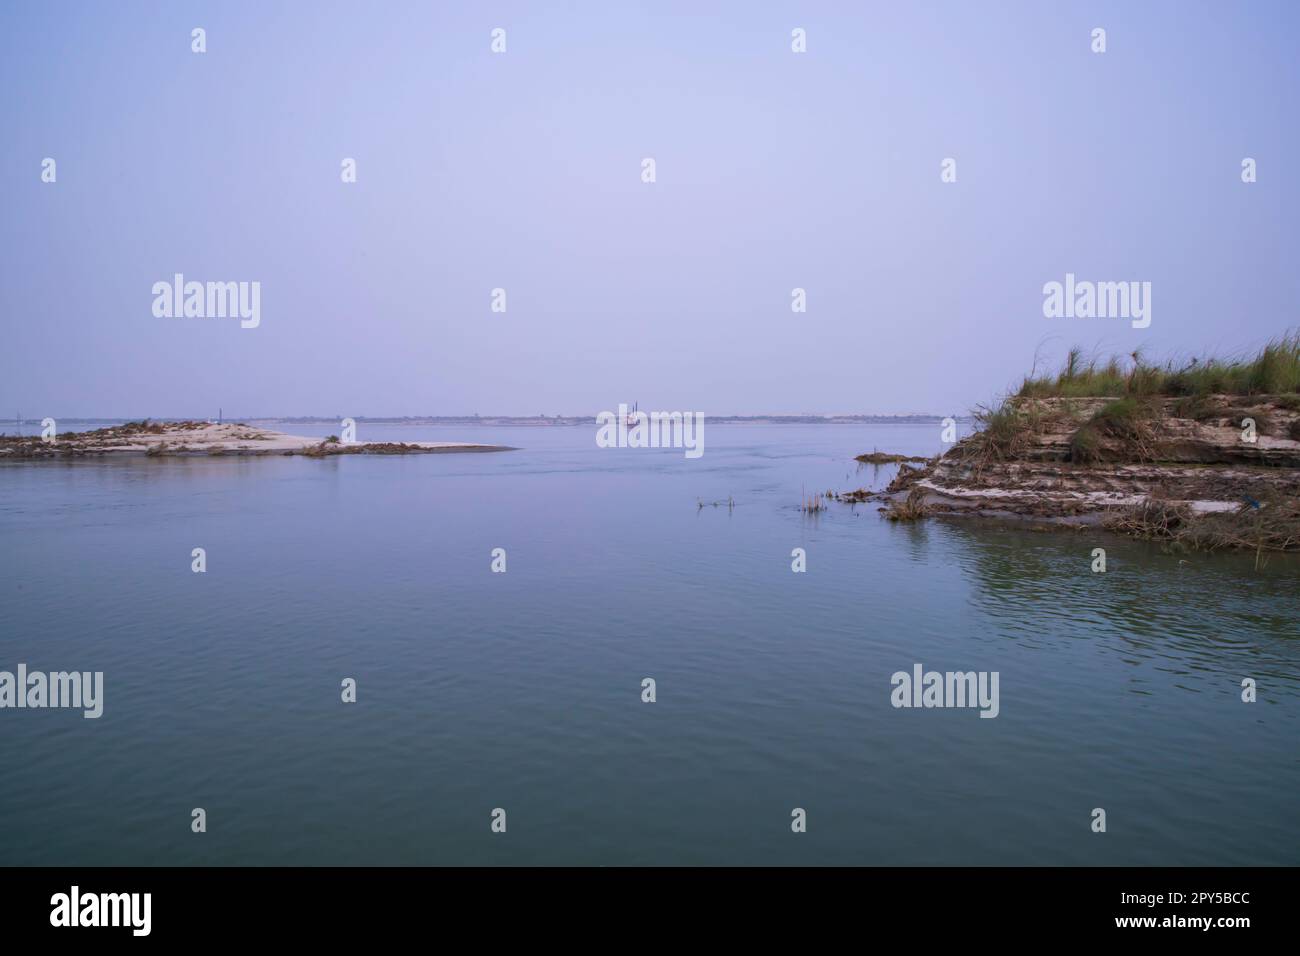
5, 412, 967, 425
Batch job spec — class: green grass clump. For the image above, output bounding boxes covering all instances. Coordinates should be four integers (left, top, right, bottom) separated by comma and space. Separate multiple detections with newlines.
958, 398, 1066, 472
1019, 348, 1129, 398
1068, 397, 1159, 463
1170, 393, 1219, 420
1017, 333, 1300, 399
1066, 398, 1159, 465
1068, 424, 1101, 464
968, 402, 1032, 461
964, 334, 1300, 469
1091, 397, 1151, 438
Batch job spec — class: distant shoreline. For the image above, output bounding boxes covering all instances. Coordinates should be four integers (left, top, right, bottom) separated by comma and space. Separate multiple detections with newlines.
2, 414, 966, 433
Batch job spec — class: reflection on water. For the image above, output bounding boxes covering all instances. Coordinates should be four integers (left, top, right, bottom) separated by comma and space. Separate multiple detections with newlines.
944, 519, 1300, 693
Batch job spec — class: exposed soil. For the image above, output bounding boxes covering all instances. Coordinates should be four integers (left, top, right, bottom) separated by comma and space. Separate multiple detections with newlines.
865, 395, 1300, 551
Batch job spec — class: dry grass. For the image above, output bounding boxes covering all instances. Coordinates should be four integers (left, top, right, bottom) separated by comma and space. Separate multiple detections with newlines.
799, 484, 829, 513
886, 462, 928, 494
1104, 494, 1300, 553
958, 399, 1065, 473
1103, 498, 1192, 540
883, 487, 930, 521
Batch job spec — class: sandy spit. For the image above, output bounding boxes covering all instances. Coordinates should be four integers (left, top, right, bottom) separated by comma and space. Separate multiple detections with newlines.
0, 422, 516, 459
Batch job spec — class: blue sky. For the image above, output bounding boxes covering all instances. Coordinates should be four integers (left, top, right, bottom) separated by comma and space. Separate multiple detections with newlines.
2, 1, 1298, 417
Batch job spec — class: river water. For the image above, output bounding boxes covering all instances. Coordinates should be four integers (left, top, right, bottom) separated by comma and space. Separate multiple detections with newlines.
1, 422, 1296, 865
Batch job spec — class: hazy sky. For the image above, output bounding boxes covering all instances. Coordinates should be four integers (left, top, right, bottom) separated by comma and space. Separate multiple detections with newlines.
3, 1, 1298, 418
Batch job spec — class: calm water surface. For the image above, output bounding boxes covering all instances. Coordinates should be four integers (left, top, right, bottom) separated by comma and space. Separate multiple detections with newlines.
1, 423, 1297, 865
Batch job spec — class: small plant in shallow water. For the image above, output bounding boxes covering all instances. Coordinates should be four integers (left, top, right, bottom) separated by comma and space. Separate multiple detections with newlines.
798, 485, 827, 513
697, 495, 735, 510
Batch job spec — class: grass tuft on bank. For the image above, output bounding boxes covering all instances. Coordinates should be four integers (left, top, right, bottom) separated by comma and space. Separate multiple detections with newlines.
1016, 334, 1300, 399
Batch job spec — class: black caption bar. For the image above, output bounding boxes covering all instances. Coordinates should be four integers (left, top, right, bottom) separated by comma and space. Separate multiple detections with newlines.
0, 867, 1285, 942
